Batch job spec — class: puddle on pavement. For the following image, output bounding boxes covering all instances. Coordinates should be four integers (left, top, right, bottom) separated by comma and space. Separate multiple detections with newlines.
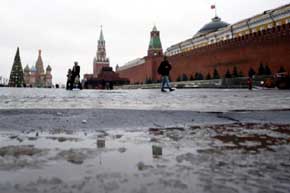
0, 124, 290, 193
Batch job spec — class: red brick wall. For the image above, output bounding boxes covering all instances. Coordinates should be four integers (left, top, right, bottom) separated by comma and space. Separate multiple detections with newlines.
117, 62, 146, 84
118, 24, 290, 83
168, 24, 290, 81
117, 56, 163, 84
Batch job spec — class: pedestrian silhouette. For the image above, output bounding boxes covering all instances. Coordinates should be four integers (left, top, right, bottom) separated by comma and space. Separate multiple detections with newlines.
158, 56, 175, 92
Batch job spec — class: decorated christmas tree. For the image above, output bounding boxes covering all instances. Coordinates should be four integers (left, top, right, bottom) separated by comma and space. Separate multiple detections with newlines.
8, 47, 24, 87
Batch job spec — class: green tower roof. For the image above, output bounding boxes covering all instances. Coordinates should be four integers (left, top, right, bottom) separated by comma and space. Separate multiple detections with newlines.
149, 26, 162, 50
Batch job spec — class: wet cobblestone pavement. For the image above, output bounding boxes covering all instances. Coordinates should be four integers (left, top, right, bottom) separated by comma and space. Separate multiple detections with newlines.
1, 88, 290, 111
0, 88, 290, 192
0, 123, 290, 193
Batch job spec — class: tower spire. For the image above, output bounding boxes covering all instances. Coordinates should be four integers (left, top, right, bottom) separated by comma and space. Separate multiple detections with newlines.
93, 26, 110, 76
99, 25, 104, 41
35, 49, 44, 74
148, 25, 163, 57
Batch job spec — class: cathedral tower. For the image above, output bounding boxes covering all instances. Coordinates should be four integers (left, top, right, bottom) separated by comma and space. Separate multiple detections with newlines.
45, 65, 52, 88
147, 25, 163, 57
93, 27, 110, 76
35, 49, 45, 74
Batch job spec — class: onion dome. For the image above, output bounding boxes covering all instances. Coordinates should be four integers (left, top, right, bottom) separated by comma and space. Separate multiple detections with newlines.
46, 65, 52, 72
196, 16, 229, 36
24, 65, 30, 72
31, 65, 37, 72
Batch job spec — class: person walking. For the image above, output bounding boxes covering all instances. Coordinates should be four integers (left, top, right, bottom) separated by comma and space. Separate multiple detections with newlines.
66, 69, 73, 90
158, 56, 175, 92
248, 77, 253, 90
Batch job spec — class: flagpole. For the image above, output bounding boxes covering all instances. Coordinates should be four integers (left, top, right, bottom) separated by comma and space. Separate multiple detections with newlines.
211, 4, 217, 18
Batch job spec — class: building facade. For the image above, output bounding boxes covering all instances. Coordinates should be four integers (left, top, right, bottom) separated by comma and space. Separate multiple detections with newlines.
116, 3, 290, 83
23, 50, 52, 88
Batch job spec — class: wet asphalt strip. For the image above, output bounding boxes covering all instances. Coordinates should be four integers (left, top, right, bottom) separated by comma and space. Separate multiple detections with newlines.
0, 109, 290, 131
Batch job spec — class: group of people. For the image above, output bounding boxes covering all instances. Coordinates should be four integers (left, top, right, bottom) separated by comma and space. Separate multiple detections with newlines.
66, 62, 82, 90
64, 56, 175, 92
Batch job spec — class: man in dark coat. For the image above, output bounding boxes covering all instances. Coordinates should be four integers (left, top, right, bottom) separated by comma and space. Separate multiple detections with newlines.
66, 69, 73, 90
158, 56, 174, 92
71, 62, 82, 89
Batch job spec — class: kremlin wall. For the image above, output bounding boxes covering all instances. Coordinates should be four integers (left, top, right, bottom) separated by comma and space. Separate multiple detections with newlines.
116, 3, 290, 84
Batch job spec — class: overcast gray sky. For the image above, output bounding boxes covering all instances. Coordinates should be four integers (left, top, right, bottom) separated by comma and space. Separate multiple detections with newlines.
1, 0, 289, 84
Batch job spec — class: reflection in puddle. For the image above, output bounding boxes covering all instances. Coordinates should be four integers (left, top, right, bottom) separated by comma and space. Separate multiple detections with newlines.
97, 138, 106, 148
0, 123, 290, 193
152, 145, 162, 158
46, 136, 80, 142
